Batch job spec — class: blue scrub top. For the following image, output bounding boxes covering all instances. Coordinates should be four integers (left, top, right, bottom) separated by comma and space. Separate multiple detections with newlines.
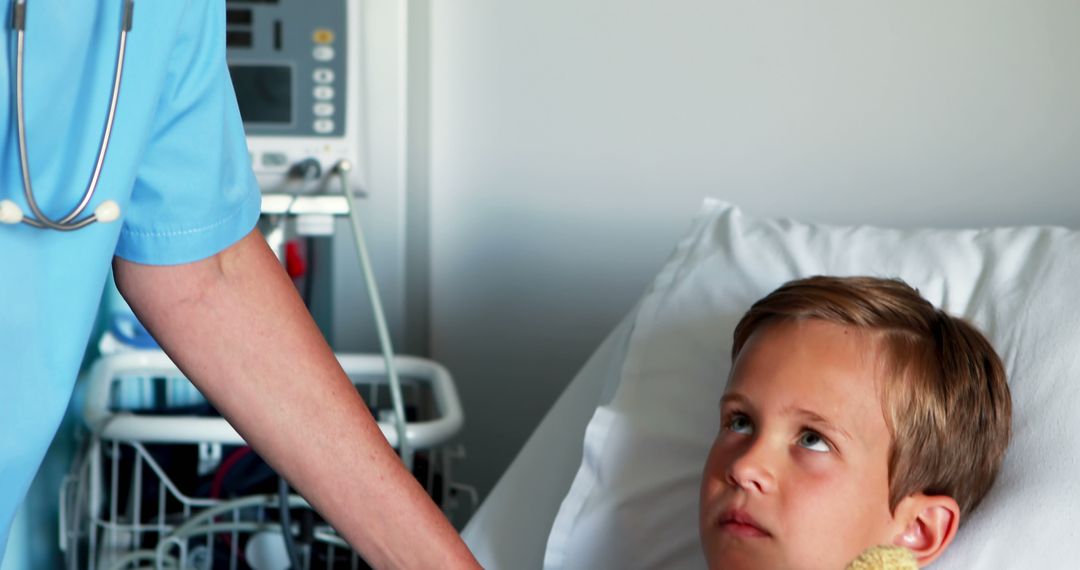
0, 0, 261, 555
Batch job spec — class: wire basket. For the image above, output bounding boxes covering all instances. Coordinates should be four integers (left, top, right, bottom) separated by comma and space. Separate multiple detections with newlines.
60, 351, 478, 570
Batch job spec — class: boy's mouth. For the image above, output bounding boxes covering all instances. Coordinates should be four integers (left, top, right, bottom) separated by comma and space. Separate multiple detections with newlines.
716, 508, 772, 538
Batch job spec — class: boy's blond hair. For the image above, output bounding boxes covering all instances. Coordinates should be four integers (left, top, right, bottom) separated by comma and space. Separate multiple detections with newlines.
731, 276, 1011, 519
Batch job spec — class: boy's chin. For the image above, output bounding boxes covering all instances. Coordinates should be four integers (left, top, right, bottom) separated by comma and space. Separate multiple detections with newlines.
702, 535, 862, 570
702, 536, 782, 570
704, 549, 782, 570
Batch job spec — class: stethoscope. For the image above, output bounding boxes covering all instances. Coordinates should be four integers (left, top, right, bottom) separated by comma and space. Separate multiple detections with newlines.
0, 0, 134, 231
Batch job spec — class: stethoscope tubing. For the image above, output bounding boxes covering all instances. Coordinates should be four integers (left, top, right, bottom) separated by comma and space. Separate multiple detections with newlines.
9, 0, 133, 231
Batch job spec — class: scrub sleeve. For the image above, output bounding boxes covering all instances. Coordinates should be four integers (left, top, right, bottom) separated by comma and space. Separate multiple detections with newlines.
0, 0, 260, 558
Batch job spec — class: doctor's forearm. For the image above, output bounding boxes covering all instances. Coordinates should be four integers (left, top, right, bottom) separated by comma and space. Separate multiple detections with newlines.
113, 230, 479, 570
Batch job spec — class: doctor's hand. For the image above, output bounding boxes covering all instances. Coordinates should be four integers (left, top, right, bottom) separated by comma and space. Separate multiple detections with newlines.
113, 229, 481, 570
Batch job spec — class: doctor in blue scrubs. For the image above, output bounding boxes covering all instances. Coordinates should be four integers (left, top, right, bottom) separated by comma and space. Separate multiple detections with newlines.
0, 1, 478, 567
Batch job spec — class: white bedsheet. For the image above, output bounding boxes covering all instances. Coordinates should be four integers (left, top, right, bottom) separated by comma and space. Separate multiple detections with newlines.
460, 312, 636, 569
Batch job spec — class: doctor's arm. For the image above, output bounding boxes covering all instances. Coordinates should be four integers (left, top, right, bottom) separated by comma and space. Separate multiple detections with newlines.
112, 228, 480, 570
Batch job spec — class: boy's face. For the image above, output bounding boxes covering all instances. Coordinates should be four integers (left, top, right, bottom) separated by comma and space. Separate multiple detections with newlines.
699, 319, 905, 570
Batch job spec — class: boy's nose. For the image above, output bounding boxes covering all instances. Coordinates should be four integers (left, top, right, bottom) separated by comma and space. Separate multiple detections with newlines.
726, 439, 777, 494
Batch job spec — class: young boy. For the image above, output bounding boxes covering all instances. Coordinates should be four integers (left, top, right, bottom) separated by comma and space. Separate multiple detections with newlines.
699, 276, 1012, 569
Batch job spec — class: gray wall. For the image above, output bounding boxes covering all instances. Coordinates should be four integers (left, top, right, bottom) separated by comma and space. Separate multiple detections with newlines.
426, 0, 1080, 505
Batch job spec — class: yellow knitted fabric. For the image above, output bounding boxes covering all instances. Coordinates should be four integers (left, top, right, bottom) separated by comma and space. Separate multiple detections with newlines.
845, 545, 919, 570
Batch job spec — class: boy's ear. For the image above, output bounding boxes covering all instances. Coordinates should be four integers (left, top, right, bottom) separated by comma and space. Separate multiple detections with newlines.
891, 494, 960, 566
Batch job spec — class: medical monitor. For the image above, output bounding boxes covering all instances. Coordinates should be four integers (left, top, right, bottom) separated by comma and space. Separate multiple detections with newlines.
225, 0, 362, 194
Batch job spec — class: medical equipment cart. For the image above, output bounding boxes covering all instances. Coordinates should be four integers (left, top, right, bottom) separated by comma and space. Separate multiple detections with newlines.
60, 350, 476, 570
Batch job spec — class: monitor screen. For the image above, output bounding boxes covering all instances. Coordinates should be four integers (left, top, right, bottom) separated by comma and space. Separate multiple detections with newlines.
228, 65, 292, 125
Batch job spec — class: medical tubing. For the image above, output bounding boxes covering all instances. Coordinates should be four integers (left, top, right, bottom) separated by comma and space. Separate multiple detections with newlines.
105, 495, 313, 570
62, 0, 133, 224
11, 0, 132, 230
279, 477, 304, 570
107, 525, 351, 570
11, 6, 48, 230
336, 162, 413, 470
348, 0, 413, 464
153, 494, 311, 568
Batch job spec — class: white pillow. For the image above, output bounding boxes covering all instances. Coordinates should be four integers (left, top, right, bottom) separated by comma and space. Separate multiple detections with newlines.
544, 199, 1080, 569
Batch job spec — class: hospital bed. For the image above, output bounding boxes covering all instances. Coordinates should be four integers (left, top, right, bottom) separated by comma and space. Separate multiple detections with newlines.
462, 198, 1080, 569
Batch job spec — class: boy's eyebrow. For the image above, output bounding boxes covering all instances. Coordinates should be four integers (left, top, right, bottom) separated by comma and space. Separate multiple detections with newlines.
719, 393, 752, 409
783, 406, 854, 442
720, 393, 854, 442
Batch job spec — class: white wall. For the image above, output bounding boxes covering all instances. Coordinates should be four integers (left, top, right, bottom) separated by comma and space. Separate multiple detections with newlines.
427, 0, 1080, 503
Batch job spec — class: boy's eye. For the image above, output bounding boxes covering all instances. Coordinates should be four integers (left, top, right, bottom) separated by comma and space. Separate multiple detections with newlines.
726, 413, 753, 434
797, 431, 830, 452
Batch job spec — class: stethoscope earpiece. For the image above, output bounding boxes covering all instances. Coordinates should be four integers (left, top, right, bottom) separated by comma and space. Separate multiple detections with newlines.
94, 200, 121, 223
0, 200, 25, 225
0, 199, 120, 227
